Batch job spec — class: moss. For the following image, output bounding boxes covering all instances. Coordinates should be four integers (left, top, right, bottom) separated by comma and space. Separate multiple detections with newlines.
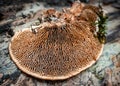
96, 5, 108, 44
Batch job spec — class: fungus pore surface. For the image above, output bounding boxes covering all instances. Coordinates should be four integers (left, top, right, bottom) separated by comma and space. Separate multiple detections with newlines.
9, 2, 103, 80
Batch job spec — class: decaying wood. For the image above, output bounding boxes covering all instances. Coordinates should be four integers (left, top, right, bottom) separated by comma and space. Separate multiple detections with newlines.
0, 1, 120, 86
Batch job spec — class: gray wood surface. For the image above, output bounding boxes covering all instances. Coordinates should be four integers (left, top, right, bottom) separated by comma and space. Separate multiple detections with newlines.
0, 1, 120, 86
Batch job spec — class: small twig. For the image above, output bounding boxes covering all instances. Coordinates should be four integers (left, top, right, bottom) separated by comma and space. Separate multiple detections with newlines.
31, 25, 37, 34
62, 8, 67, 13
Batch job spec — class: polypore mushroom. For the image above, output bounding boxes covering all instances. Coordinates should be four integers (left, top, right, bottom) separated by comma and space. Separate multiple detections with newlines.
9, 2, 104, 80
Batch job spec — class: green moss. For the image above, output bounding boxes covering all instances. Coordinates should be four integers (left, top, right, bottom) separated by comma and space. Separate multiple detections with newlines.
96, 5, 108, 43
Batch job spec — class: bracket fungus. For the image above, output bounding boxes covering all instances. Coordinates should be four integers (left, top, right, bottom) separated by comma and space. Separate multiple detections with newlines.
9, 2, 105, 80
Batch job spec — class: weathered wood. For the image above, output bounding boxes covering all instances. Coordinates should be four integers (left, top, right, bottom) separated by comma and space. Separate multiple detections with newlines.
0, 1, 120, 86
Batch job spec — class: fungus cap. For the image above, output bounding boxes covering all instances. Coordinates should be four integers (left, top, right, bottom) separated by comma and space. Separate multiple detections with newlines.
9, 2, 103, 80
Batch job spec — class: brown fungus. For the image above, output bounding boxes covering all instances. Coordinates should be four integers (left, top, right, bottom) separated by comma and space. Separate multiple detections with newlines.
9, 2, 103, 80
